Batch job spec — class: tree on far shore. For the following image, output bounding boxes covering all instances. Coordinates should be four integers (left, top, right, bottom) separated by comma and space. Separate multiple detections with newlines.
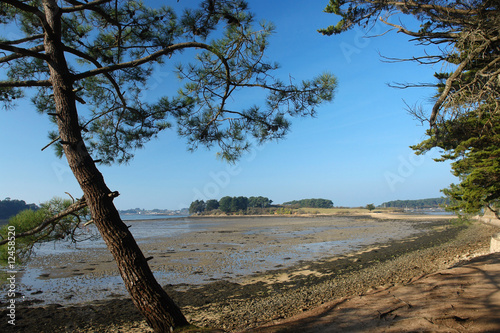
283, 198, 333, 208
249, 196, 273, 208
205, 199, 220, 211
380, 198, 449, 209
0, 0, 336, 331
194, 196, 272, 214
189, 200, 206, 214
0, 198, 38, 220
321, 0, 500, 217
366, 204, 375, 212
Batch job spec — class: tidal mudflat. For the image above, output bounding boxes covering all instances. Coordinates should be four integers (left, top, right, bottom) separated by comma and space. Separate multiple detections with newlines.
2, 214, 498, 333
7, 215, 424, 305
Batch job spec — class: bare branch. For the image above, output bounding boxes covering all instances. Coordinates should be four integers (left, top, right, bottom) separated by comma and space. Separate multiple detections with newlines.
60, 0, 111, 13
388, 82, 437, 89
380, 52, 445, 65
2, 34, 45, 46
0, 45, 45, 64
1, 0, 43, 16
0, 79, 52, 87
0, 42, 48, 62
430, 36, 500, 126
41, 135, 61, 151
385, 1, 482, 16
379, 17, 460, 40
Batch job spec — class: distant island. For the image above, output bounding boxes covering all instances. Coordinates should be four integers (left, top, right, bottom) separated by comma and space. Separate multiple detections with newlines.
0, 198, 38, 220
379, 198, 449, 209
188, 196, 337, 215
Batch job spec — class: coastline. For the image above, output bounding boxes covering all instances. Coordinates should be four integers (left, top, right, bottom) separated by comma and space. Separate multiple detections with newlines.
1, 214, 496, 332
124, 210, 457, 222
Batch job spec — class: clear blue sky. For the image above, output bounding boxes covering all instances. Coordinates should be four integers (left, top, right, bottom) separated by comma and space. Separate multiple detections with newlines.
0, 0, 457, 210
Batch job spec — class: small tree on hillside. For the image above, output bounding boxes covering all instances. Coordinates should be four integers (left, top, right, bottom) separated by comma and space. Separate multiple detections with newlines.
0, 0, 336, 330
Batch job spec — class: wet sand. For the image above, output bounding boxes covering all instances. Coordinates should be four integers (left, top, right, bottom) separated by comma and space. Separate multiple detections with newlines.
3, 213, 497, 332
13, 215, 426, 305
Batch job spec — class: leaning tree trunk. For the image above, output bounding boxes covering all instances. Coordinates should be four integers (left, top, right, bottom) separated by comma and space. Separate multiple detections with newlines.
41, 1, 188, 331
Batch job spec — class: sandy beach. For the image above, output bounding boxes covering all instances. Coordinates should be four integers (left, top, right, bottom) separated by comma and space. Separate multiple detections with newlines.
1, 213, 498, 332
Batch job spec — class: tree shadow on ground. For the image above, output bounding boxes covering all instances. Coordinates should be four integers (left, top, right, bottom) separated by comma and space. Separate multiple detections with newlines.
250, 252, 500, 333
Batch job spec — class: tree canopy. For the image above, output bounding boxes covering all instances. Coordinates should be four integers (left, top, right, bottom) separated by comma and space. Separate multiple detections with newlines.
1, 0, 336, 163
248, 196, 273, 208
380, 197, 449, 209
283, 198, 334, 208
189, 195, 272, 214
321, 0, 500, 217
189, 199, 206, 214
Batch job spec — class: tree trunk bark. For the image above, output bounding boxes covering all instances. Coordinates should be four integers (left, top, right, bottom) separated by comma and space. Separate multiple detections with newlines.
41, 1, 189, 331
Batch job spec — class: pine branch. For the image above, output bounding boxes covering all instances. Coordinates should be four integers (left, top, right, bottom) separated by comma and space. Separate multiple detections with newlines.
62, 45, 127, 106
62, 0, 119, 25
0, 198, 87, 246
0, 191, 121, 245
73, 42, 215, 81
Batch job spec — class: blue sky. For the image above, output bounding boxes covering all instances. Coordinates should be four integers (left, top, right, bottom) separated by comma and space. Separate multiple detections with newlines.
0, 0, 457, 210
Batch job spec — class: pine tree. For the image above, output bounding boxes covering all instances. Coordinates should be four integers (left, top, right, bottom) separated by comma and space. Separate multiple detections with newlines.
321, 0, 500, 217
0, 1, 336, 331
